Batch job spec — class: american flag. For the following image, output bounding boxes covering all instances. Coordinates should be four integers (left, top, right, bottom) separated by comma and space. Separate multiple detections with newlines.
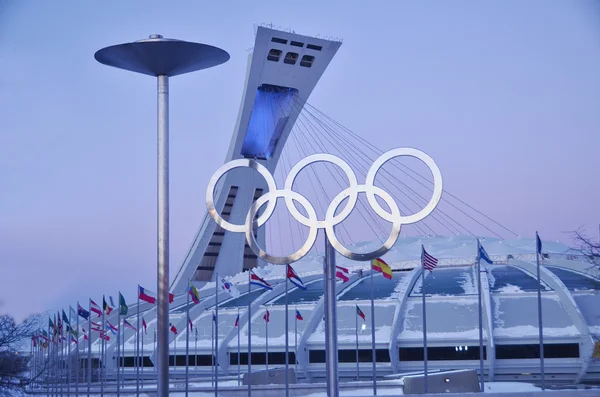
422, 247, 438, 272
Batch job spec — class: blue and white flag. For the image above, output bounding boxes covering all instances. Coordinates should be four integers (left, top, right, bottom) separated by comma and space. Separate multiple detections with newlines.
286, 264, 306, 290
536, 232, 543, 255
478, 241, 493, 264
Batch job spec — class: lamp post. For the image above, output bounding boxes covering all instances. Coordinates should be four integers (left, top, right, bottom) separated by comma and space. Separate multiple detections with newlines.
94, 35, 229, 397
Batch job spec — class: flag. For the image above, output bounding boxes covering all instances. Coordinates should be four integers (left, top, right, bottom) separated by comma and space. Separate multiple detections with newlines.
57, 312, 62, 331
40, 330, 50, 342
189, 283, 200, 304
286, 264, 306, 289
478, 241, 493, 265
356, 305, 365, 321
142, 317, 148, 335
250, 271, 272, 290
82, 328, 89, 341
536, 232, 543, 255
234, 314, 239, 327
103, 296, 113, 315
32, 335, 37, 348
62, 310, 71, 326
138, 286, 156, 304
169, 293, 175, 304
335, 265, 349, 283
295, 309, 303, 321
195, 327, 198, 341
106, 321, 118, 335
169, 323, 178, 334
372, 257, 393, 279
119, 293, 128, 316
90, 299, 102, 317
109, 296, 116, 308
263, 310, 270, 323
48, 318, 56, 334
221, 278, 241, 297
188, 317, 193, 332
123, 319, 136, 331
212, 312, 216, 323
422, 247, 438, 272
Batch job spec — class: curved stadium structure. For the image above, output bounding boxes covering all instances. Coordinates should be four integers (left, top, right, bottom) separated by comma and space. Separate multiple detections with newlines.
90, 236, 600, 385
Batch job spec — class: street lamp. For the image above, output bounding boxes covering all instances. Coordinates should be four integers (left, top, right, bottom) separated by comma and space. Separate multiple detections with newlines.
94, 35, 229, 397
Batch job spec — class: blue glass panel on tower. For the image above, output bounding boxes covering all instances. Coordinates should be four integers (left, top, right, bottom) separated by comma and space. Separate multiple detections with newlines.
241, 84, 298, 159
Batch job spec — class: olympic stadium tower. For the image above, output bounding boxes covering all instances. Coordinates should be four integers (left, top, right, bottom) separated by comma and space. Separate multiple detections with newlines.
76, 27, 600, 387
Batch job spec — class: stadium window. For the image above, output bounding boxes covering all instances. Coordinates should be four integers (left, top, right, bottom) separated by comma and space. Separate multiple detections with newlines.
284, 52, 299, 65
496, 344, 579, 359
267, 49, 282, 62
399, 346, 485, 361
290, 41, 304, 47
232, 352, 295, 365
338, 349, 390, 363
307, 44, 322, 51
300, 55, 315, 68
271, 37, 287, 44
309, 350, 326, 363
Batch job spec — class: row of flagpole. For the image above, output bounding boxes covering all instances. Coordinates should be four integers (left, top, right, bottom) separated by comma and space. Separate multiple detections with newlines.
30, 234, 548, 395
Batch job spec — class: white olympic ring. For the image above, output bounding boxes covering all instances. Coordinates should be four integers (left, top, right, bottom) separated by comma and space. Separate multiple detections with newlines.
206, 148, 443, 264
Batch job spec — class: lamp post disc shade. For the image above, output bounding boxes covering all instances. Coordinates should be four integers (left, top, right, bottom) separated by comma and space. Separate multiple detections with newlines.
94, 37, 230, 77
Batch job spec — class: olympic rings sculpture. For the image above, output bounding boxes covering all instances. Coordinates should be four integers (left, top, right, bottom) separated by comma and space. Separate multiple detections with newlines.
206, 148, 443, 264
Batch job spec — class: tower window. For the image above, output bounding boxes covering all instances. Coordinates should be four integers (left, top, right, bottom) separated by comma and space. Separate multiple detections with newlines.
307, 44, 322, 51
300, 55, 315, 68
290, 41, 304, 47
284, 52, 299, 65
267, 49, 282, 62
271, 37, 287, 44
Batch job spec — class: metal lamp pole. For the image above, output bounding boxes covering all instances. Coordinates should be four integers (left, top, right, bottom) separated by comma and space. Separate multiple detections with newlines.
94, 35, 228, 397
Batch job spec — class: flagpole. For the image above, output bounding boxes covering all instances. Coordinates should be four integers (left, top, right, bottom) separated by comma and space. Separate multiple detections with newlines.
356, 308, 359, 381
60, 313, 64, 397
421, 245, 428, 393
369, 269, 377, 395
67, 312, 72, 397
215, 274, 219, 397
476, 240, 484, 392
237, 307, 240, 387
75, 307, 80, 396
247, 270, 252, 397
285, 275, 289, 397
141, 322, 144, 390
211, 314, 214, 388
194, 327, 197, 377
136, 291, 140, 397
101, 300, 105, 397
121, 317, 125, 396
87, 301, 92, 397
294, 310, 297, 376
117, 297, 121, 397
185, 280, 190, 397
536, 231, 545, 390
265, 310, 269, 384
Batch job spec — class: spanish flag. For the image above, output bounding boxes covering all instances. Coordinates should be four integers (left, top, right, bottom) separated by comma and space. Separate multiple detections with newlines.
372, 257, 392, 280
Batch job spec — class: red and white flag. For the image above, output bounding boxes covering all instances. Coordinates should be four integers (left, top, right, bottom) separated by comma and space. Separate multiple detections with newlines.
142, 317, 148, 335
169, 323, 178, 334
335, 265, 350, 283
90, 299, 102, 317
263, 310, 270, 323
422, 247, 438, 272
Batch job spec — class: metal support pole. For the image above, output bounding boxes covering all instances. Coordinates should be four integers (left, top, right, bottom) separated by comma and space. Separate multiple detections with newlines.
536, 232, 545, 390
476, 241, 484, 392
156, 74, 170, 397
185, 282, 190, 397
215, 275, 219, 396
355, 311, 359, 381
369, 271, 377, 395
324, 232, 339, 397
247, 271, 252, 397
285, 278, 289, 397
421, 246, 428, 394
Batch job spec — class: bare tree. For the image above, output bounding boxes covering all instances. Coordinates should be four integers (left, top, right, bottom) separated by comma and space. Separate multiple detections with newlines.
0, 314, 45, 396
572, 227, 600, 277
